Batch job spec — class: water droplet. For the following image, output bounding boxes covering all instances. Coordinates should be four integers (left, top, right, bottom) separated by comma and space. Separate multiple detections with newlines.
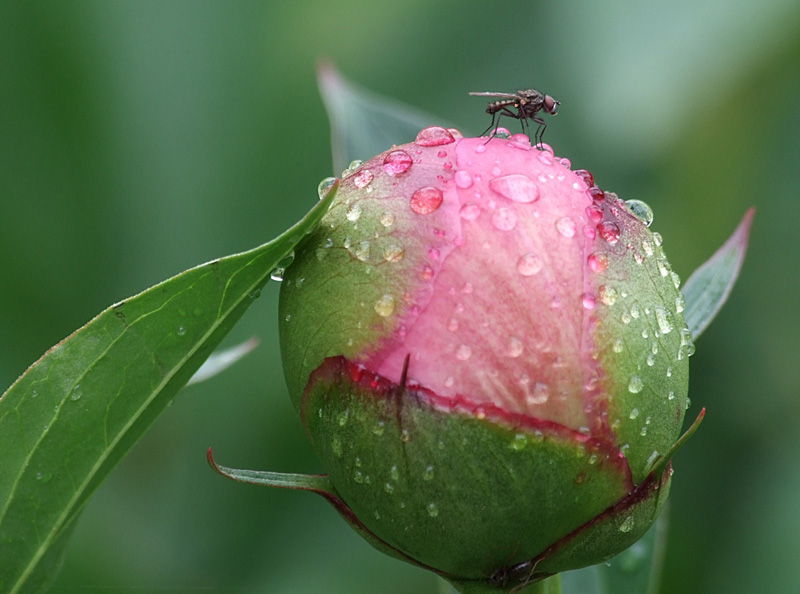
69, 385, 82, 401
668, 390, 675, 401
447, 318, 459, 332
346, 203, 362, 221
384, 482, 395, 494
507, 337, 524, 358
352, 168, 374, 188
381, 242, 405, 262
597, 221, 621, 244
383, 150, 413, 175
646, 353, 656, 366
317, 177, 337, 200
628, 374, 644, 394
517, 252, 543, 276
489, 174, 539, 203
444, 376, 454, 387
354, 240, 370, 262
337, 409, 349, 426
625, 199, 654, 226
629, 408, 640, 419
680, 328, 696, 357
492, 207, 518, 231
374, 294, 395, 317
455, 344, 472, 361
640, 426, 648, 436
599, 285, 617, 306
372, 421, 385, 436
630, 305, 641, 319
655, 307, 673, 334
675, 292, 686, 314
410, 187, 443, 214
31, 389, 38, 398
353, 470, 366, 484
343, 159, 364, 177
537, 148, 554, 165
656, 258, 671, 277
618, 515, 635, 533
332, 437, 343, 457
642, 239, 654, 257
527, 382, 549, 405
587, 252, 610, 273
423, 465, 435, 480
421, 265, 435, 280
380, 212, 395, 227
270, 268, 286, 282
454, 170, 473, 188
581, 293, 597, 310
390, 465, 400, 481
510, 433, 528, 451
177, 326, 186, 336
415, 126, 455, 146
474, 143, 486, 154
459, 203, 481, 220
613, 339, 624, 353
556, 217, 577, 238
508, 134, 531, 150
427, 502, 439, 517
586, 204, 604, 224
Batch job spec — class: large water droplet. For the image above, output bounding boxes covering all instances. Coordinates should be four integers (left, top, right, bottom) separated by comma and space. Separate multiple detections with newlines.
383, 150, 413, 176
415, 126, 455, 146
510, 433, 528, 450
374, 294, 395, 317
625, 199, 654, 226
410, 187, 444, 214
492, 207, 518, 231
517, 253, 543, 276
488, 174, 539, 203
317, 177, 337, 200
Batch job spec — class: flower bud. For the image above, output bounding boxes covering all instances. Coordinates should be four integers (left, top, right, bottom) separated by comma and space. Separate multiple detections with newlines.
279, 127, 694, 586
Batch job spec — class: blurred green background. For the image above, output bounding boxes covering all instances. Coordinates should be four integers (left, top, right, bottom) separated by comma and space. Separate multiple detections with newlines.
1, 1, 798, 593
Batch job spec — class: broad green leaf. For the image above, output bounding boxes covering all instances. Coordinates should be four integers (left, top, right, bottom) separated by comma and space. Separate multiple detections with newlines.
560, 508, 669, 594
317, 61, 453, 174
682, 209, 754, 340
0, 183, 337, 594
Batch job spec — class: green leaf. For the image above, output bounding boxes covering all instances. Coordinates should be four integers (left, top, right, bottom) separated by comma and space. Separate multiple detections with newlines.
559, 508, 669, 594
682, 208, 754, 340
0, 182, 337, 594
317, 61, 452, 174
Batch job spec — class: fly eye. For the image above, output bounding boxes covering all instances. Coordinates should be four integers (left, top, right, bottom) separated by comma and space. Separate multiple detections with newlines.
544, 95, 559, 114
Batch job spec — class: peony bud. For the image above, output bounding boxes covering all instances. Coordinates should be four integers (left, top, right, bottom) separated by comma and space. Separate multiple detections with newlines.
278, 127, 696, 588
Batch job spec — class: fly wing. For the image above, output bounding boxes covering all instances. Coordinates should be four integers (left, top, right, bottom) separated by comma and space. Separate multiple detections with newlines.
468, 92, 518, 98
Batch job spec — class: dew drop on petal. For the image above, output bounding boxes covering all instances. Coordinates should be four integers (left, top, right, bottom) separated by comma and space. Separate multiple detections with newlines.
415, 126, 456, 146
527, 382, 549, 405
455, 344, 472, 361
492, 207, 517, 231
507, 337, 524, 358
383, 242, 405, 262
489, 174, 539, 203
581, 293, 596, 310
588, 252, 609, 273
508, 134, 531, 150
353, 169, 374, 188
517, 253, 543, 276
454, 170, 473, 189
655, 307, 674, 334
410, 187, 444, 214
598, 285, 618, 305
556, 217, 577, 238
598, 221, 621, 244
383, 150, 413, 175
459, 203, 481, 220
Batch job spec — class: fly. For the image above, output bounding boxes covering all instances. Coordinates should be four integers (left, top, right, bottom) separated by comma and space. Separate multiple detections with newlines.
469, 89, 560, 146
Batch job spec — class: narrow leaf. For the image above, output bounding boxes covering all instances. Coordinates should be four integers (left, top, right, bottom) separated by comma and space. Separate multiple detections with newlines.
317, 61, 452, 174
560, 507, 669, 594
207, 448, 333, 493
0, 182, 337, 594
682, 209, 754, 339
187, 337, 260, 386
